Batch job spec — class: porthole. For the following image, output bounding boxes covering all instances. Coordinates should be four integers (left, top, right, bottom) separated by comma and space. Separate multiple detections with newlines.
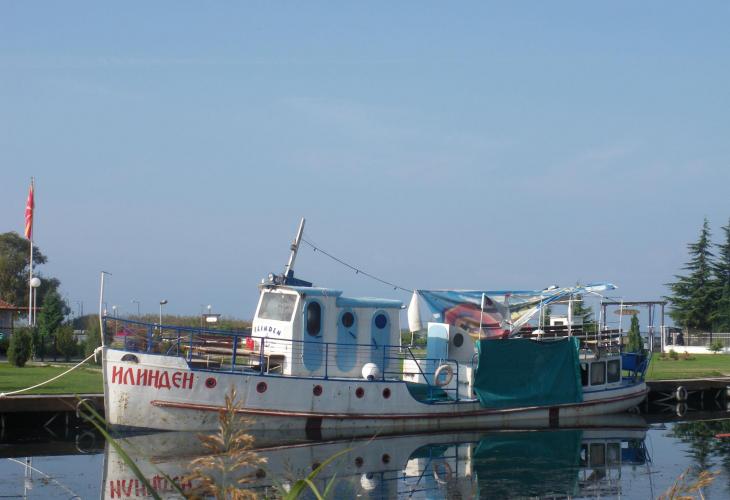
313, 385, 323, 396
382, 454, 390, 464
342, 312, 355, 328
453, 333, 464, 347
257, 382, 267, 393
374, 314, 387, 329
255, 469, 266, 479
312, 462, 322, 471
355, 387, 365, 398
382, 388, 391, 399
121, 354, 139, 363
354, 457, 364, 468
205, 378, 217, 389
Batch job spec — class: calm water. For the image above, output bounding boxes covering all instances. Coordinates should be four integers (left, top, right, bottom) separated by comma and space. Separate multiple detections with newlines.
2, 412, 730, 499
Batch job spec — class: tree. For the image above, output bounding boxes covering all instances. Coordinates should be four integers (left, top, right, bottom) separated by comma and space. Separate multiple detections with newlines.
56, 324, 77, 362
711, 219, 730, 332
627, 314, 643, 352
8, 327, 32, 367
39, 292, 64, 339
0, 232, 61, 316
663, 218, 718, 333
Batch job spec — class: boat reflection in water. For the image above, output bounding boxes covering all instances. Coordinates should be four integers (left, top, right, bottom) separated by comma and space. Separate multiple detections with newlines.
102, 414, 650, 499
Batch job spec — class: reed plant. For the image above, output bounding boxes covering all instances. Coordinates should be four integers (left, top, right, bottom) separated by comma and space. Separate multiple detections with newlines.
184, 386, 262, 499
655, 466, 721, 500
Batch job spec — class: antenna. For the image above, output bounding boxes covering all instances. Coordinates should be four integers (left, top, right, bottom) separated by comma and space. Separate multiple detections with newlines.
284, 218, 306, 279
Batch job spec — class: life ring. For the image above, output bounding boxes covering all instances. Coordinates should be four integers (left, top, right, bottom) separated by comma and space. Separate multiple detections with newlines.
434, 365, 453, 387
76, 398, 97, 421
433, 461, 452, 483
675, 386, 688, 402
75, 430, 97, 453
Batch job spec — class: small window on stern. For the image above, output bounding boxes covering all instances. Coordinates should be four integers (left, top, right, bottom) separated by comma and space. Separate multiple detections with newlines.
591, 361, 606, 386
607, 360, 621, 383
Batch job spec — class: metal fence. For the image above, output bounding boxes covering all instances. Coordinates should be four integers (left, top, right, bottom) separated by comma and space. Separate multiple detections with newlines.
666, 332, 730, 347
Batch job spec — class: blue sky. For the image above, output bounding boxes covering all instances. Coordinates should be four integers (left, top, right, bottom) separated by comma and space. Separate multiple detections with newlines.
1, 2, 729, 327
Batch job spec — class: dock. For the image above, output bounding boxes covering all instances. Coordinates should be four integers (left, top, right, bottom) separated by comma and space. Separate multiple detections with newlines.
0, 393, 105, 428
646, 378, 730, 402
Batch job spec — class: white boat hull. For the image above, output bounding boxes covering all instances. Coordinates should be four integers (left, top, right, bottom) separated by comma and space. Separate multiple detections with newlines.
103, 348, 648, 433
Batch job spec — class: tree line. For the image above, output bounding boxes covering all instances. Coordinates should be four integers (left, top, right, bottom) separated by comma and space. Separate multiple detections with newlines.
663, 217, 730, 334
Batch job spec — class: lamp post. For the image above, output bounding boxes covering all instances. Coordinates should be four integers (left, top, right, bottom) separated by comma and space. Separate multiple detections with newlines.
76, 301, 84, 319
112, 305, 117, 317
131, 300, 140, 320
102, 301, 108, 316
30, 277, 41, 327
159, 300, 168, 328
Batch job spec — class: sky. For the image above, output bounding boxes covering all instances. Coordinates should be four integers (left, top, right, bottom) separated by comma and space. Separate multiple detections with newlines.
1, 2, 729, 328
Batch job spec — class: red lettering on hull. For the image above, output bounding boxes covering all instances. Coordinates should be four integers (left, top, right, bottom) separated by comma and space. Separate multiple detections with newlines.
110, 366, 194, 390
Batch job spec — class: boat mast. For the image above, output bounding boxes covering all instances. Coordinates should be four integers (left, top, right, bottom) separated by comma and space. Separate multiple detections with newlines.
284, 218, 306, 279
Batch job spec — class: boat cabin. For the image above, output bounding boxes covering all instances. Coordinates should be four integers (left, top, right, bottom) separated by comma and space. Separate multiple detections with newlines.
251, 285, 402, 378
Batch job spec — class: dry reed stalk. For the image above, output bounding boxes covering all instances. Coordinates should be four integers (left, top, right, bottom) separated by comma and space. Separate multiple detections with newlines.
184, 385, 263, 500
655, 466, 721, 500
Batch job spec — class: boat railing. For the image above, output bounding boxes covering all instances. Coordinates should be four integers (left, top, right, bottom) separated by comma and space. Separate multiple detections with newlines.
104, 316, 462, 400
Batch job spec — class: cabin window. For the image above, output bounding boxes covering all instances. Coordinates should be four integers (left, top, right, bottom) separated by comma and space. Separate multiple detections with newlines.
258, 293, 297, 322
305, 301, 322, 337
341, 312, 355, 328
374, 314, 387, 329
607, 360, 621, 383
591, 361, 606, 385
580, 364, 589, 386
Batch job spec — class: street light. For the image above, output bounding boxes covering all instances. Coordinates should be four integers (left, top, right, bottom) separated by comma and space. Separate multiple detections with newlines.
159, 300, 168, 328
76, 301, 84, 319
131, 300, 140, 320
112, 305, 118, 317
30, 277, 41, 327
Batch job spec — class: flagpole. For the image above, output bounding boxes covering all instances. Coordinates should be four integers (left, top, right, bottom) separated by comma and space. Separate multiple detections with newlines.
27, 178, 34, 326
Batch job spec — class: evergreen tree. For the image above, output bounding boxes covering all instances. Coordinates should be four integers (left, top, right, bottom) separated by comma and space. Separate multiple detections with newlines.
663, 218, 717, 333
627, 314, 643, 352
39, 292, 64, 339
711, 219, 730, 331
55, 324, 77, 362
711, 284, 730, 333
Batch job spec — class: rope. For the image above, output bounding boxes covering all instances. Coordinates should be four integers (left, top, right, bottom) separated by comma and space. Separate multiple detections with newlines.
300, 237, 413, 293
0, 347, 103, 398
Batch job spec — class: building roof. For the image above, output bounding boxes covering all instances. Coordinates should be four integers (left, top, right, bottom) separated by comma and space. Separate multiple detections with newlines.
0, 299, 31, 312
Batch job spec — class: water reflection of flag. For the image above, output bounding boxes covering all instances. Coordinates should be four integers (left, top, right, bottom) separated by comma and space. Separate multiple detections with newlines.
24, 182, 34, 239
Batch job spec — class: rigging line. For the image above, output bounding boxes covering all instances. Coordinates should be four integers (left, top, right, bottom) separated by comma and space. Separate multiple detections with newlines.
300, 238, 414, 293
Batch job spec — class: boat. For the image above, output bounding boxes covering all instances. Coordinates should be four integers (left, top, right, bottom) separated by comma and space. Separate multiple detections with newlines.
101, 220, 651, 432
101, 414, 651, 499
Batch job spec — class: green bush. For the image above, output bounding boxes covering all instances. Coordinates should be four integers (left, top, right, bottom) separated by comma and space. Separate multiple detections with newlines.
85, 320, 102, 365
0, 337, 10, 355
669, 349, 679, 360
708, 341, 724, 354
8, 328, 32, 367
56, 324, 78, 362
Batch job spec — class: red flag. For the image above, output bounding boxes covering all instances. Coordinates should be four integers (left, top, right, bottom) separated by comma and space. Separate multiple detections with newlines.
24, 182, 34, 240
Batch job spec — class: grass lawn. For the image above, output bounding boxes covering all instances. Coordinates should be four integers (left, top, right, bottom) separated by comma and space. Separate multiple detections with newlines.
0, 362, 103, 395
645, 354, 730, 380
